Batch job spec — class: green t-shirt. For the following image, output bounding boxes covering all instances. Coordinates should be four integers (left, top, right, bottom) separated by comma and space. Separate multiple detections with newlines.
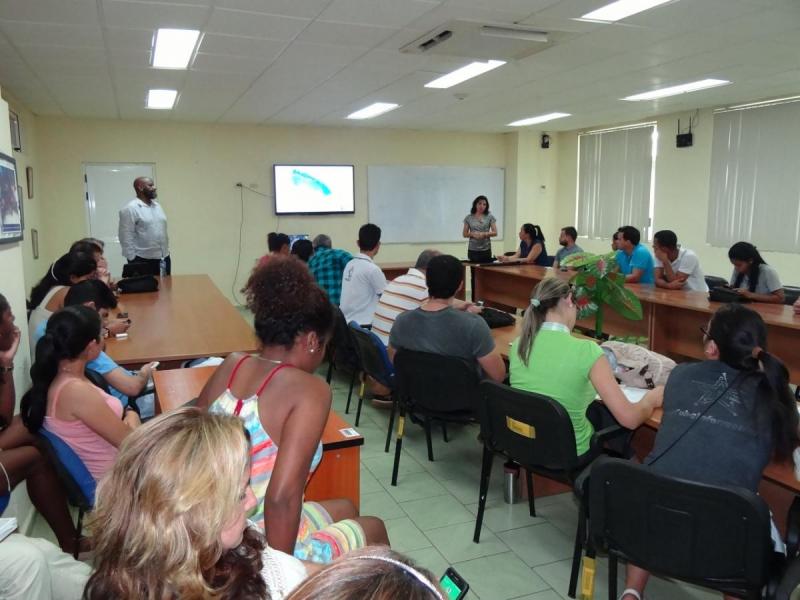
509, 327, 604, 455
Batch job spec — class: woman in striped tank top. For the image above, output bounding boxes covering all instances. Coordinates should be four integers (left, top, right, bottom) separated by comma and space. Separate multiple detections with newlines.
198, 257, 389, 563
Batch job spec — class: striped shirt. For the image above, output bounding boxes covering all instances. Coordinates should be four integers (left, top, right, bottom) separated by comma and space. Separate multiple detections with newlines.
371, 268, 428, 346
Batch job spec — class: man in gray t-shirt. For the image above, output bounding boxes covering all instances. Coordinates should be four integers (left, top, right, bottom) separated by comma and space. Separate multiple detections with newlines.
553, 226, 583, 270
389, 255, 506, 382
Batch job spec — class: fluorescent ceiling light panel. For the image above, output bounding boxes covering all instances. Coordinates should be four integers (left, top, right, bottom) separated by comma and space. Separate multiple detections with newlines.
508, 112, 571, 127
147, 89, 178, 109
724, 95, 800, 111
152, 28, 200, 69
480, 26, 548, 43
346, 102, 400, 120
581, 0, 674, 22
623, 78, 730, 101
425, 60, 506, 89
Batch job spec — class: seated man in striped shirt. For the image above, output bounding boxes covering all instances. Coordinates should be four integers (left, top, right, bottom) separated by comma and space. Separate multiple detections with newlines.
371, 249, 480, 346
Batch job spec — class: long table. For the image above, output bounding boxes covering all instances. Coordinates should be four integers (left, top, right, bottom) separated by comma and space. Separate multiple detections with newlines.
152, 366, 363, 509
474, 264, 800, 382
105, 275, 259, 368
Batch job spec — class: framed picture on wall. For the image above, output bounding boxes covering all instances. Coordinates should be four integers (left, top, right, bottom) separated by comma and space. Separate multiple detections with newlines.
0, 152, 24, 244
9, 111, 21, 152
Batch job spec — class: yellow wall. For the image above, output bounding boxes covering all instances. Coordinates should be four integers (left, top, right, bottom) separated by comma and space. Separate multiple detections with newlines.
35, 117, 520, 301
555, 109, 800, 285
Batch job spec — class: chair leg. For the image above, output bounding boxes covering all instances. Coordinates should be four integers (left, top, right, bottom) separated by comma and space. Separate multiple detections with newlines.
525, 469, 536, 517
74, 508, 84, 560
345, 369, 356, 414
391, 405, 406, 486
473, 444, 494, 543
608, 554, 618, 600
355, 372, 366, 427
441, 422, 449, 443
424, 418, 434, 462
325, 351, 335, 384
568, 502, 587, 598
385, 397, 397, 453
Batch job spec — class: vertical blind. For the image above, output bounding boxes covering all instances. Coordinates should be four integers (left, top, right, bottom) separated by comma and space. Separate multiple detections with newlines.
576, 125, 655, 240
707, 100, 800, 252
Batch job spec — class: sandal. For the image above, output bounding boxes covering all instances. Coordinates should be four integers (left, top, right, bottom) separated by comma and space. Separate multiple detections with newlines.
619, 589, 642, 600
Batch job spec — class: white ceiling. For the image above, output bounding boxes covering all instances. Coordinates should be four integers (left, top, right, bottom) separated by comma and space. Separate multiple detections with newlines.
0, 0, 798, 132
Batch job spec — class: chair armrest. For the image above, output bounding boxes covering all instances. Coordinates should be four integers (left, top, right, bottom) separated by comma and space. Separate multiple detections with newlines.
785, 495, 800, 558
590, 424, 627, 446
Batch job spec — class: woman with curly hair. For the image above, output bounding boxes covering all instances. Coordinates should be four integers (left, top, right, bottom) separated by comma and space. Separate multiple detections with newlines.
84, 408, 309, 599
197, 257, 388, 564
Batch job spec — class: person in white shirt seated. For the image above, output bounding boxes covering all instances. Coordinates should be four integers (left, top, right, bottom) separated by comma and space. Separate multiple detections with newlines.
84, 408, 311, 600
340, 224, 387, 326
652, 230, 708, 292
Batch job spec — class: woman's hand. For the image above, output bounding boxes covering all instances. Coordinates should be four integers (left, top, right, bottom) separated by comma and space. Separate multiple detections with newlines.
0, 326, 20, 367
123, 408, 141, 428
107, 318, 131, 335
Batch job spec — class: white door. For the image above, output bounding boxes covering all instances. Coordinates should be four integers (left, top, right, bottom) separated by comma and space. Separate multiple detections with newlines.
84, 163, 156, 278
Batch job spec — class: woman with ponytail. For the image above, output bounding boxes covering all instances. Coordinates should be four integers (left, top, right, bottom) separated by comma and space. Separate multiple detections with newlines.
509, 277, 662, 457
28, 252, 97, 350
21, 305, 140, 481
728, 241, 784, 303
498, 223, 550, 266
620, 303, 800, 600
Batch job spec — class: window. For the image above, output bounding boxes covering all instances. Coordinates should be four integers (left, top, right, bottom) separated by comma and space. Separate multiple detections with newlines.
707, 99, 800, 252
576, 123, 657, 241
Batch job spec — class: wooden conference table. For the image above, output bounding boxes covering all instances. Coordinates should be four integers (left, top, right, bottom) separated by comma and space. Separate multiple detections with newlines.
474, 264, 800, 382
105, 275, 259, 369
153, 366, 364, 509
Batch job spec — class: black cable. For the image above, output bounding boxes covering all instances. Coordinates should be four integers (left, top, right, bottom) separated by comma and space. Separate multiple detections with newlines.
231, 185, 245, 306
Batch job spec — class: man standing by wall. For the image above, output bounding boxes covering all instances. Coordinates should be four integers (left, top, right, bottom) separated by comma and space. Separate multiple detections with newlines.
118, 177, 170, 274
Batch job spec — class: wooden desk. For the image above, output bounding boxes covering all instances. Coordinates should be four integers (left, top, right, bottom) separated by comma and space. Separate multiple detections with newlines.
474, 265, 800, 382
152, 366, 363, 508
106, 275, 259, 368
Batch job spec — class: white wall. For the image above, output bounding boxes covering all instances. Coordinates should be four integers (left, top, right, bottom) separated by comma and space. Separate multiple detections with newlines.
555, 109, 800, 285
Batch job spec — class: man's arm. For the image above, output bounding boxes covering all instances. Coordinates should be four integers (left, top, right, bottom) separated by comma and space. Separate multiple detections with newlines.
625, 269, 645, 284
655, 267, 688, 289
118, 206, 136, 261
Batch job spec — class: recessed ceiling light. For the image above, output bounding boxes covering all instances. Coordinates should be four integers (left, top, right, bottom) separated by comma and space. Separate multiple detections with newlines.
623, 78, 730, 101
152, 28, 200, 69
580, 0, 674, 22
508, 112, 571, 127
424, 60, 506, 89
147, 89, 178, 110
346, 102, 400, 120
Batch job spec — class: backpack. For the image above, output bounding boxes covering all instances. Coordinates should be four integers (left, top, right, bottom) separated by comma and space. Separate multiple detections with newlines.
117, 275, 159, 294
600, 340, 676, 389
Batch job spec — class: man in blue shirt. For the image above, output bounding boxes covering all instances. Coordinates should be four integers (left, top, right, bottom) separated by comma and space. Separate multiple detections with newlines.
616, 225, 655, 284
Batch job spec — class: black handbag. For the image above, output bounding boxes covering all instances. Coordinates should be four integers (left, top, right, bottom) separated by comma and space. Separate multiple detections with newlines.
479, 306, 516, 328
708, 286, 749, 303
117, 275, 159, 294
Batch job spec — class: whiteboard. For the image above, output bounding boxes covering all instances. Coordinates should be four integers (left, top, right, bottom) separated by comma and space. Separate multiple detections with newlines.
367, 166, 504, 244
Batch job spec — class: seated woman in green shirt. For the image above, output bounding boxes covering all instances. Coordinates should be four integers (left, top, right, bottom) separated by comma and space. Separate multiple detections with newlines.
509, 278, 663, 456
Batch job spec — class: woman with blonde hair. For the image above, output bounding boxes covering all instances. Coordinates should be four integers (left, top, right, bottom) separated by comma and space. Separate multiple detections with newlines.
510, 277, 663, 457
286, 548, 443, 600
83, 408, 308, 599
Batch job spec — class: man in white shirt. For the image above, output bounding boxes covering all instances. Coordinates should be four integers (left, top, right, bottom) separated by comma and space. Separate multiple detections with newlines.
653, 229, 708, 292
340, 224, 387, 326
118, 177, 170, 274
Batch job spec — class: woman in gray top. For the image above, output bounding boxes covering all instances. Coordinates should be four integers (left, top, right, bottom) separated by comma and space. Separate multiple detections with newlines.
462, 195, 497, 263
728, 241, 785, 304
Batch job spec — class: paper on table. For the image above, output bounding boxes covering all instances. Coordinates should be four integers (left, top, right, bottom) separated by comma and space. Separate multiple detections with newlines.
0, 518, 17, 543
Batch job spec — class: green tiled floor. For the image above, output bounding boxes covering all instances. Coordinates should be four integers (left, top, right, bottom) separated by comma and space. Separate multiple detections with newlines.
328, 370, 720, 600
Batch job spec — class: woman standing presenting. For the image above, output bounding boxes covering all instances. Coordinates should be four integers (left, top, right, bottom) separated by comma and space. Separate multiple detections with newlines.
462, 195, 497, 262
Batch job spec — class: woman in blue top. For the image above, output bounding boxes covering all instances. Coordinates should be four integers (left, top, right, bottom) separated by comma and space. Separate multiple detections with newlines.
499, 224, 549, 266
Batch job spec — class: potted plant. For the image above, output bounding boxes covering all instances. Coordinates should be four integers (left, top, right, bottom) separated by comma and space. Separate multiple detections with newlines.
560, 251, 643, 338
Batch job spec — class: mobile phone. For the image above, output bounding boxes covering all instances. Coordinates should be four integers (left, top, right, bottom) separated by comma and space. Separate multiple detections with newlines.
439, 567, 468, 600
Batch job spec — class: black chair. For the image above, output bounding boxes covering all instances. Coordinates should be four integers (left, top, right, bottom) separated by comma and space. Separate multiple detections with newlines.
37, 430, 95, 559
705, 275, 729, 289
783, 286, 800, 306
390, 349, 481, 486
348, 323, 395, 428
474, 381, 628, 598
589, 458, 800, 600
325, 306, 361, 412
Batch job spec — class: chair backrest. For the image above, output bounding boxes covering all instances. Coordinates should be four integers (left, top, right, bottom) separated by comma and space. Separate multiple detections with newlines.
38, 430, 96, 510
478, 380, 581, 473
84, 368, 110, 394
589, 458, 772, 596
705, 275, 729, 289
348, 323, 394, 387
394, 349, 480, 414
329, 305, 360, 370
783, 286, 800, 306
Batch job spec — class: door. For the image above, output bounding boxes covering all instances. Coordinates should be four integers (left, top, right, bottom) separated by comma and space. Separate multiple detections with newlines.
84, 163, 156, 278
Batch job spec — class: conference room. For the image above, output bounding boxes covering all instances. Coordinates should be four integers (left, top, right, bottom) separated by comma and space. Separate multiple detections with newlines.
1, 0, 800, 598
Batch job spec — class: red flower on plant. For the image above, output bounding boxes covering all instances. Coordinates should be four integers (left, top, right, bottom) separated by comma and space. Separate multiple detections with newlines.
585, 275, 597, 287
597, 259, 606, 272
576, 296, 590, 308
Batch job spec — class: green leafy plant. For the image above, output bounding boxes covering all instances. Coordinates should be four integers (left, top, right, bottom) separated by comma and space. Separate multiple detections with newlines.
561, 251, 643, 337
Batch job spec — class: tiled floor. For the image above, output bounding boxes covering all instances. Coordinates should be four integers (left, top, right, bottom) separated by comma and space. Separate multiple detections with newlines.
327, 370, 720, 600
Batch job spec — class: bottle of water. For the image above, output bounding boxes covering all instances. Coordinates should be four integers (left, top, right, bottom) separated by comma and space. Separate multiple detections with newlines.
159, 258, 166, 278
